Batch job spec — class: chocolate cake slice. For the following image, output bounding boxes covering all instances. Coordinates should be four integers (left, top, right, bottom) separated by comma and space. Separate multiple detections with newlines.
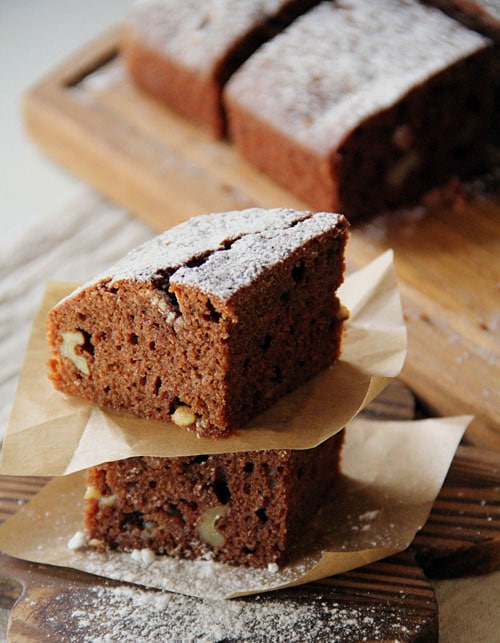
47, 208, 349, 438
84, 431, 345, 568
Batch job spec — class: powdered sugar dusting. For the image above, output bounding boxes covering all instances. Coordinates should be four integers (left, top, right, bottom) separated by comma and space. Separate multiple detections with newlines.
59, 581, 417, 642
67, 545, 321, 600
62, 208, 344, 304
173, 210, 344, 299
226, 0, 491, 154
127, 0, 294, 72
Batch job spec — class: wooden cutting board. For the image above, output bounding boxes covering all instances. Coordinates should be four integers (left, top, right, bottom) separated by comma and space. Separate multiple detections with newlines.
0, 448, 498, 642
22, 29, 500, 451
0, 382, 498, 642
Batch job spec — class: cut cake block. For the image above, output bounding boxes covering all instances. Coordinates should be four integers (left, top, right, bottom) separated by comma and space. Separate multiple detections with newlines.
225, 0, 493, 219
122, 0, 321, 137
47, 208, 349, 438
84, 431, 345, 568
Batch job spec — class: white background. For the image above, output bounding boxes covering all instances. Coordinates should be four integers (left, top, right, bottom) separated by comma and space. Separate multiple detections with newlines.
0, 0, 130, 247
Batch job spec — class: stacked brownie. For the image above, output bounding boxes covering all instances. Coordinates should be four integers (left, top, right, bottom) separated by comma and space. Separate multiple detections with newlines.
123, 0, 493, 219
84, 435, 345, 568
47, 208, 349, 567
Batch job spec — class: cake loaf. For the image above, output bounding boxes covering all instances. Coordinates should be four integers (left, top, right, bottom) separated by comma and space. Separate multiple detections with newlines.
225, 0, 493, 219
84, 431, 344, 568
122, 0, 320, 137
47, 208, 349, 438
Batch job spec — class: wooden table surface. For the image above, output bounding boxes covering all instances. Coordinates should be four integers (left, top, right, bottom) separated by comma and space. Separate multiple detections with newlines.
0, 383, 498, 642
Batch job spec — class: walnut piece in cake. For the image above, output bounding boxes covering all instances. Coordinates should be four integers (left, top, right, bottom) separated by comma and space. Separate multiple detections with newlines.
47, 208, 349, 438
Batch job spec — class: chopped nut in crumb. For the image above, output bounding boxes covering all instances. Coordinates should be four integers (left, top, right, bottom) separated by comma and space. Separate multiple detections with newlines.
131, 548, 156, 565
173, 316, 185, 334
337, 303, 350, 321
171, 405, 197, 427
197, 506, 229, 547
60, 330, 90, 375
392, 124, 414, 151
84, 485, 101, 501
99, 494, 116, 507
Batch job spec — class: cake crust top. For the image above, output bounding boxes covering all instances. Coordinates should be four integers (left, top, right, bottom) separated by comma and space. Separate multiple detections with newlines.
125, 0, 296, 73
63, 208, 347, 304
226, 0, 491, 155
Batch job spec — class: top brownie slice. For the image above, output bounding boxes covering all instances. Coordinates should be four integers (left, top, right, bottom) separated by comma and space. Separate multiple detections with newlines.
47, 208, 349, 438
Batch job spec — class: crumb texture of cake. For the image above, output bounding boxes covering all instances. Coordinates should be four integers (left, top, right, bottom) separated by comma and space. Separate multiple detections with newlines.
47, 208, 349, 438
122, 0, 320, 136
84, 431, 344, 568
225, 0, 493, 218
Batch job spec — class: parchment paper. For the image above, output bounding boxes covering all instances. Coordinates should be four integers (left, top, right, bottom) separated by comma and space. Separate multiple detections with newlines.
0, 416, 470, 599
1, 251, 407, 475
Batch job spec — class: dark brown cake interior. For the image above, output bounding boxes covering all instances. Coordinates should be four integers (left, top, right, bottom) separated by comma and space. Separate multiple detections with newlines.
85, 431, 345, 568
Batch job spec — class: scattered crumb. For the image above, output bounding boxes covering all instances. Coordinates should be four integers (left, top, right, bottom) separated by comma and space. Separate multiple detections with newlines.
359, 509, 381, 523
66, 545, 317, 601
68, 531, 87, 550
131, 548, 156, 566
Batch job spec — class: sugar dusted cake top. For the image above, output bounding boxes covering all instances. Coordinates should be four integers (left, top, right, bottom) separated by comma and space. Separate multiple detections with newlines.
125, 0, 294, 73
83, 208, 347, 302
225, 0, 491, 155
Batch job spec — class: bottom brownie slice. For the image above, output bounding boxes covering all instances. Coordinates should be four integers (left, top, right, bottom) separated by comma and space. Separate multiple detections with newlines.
84, 431, 344, 568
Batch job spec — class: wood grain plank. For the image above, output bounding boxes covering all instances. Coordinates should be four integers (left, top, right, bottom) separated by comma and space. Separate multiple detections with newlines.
1, 440, 497, 642
0, 549, 438, 643
347, 201, 500, 451
0, 420, 498, 640
0, 476, 48, 524
22, 30, 500, 449
412, 445, 500, 578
